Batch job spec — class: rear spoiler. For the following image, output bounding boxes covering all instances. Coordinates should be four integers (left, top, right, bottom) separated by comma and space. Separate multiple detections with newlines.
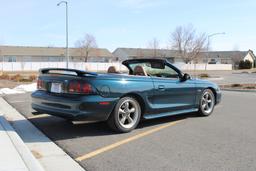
39, 68, 98, 77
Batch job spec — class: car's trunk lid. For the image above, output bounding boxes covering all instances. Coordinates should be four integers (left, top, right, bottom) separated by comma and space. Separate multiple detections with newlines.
38, 68, 97, 95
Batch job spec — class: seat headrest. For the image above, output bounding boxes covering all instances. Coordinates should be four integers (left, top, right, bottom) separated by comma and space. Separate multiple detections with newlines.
107, 66, 118, 73
133, 65, 147, 76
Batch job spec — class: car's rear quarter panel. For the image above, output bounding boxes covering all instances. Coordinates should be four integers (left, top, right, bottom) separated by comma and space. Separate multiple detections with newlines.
32, 74, 155, 121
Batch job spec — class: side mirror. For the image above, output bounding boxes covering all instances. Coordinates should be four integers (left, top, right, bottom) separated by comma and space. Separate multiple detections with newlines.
181, 73, 191, 81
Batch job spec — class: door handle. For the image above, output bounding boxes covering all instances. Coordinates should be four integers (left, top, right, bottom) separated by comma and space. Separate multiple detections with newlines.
158, 85, 165, 91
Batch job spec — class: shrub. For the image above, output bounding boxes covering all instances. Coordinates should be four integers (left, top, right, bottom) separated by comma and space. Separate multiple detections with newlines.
29, 74, 37, 81
239, 60, 252, 69
245, 86, 255, 89
199, 73, 210, 78
10, 74, 22, 82
0, 73, 10, 80
231, 84, 241, 87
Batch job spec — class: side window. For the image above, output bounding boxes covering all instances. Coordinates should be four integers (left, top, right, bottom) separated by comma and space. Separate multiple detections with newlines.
146, 64, 179, 79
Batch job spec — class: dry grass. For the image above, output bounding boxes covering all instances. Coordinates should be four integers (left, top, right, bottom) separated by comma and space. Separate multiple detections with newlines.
0, 73, 10, 80
10, 74, 23, 82
0, 73, 37, 83
0, 80, 32, 89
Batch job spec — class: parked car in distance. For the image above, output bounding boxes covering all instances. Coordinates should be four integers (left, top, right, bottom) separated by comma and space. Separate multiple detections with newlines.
31, 59, 221, 132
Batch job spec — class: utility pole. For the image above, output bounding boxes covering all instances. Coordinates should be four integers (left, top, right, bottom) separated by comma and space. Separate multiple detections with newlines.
205, 32, 226, 70
57, 1, 69, 68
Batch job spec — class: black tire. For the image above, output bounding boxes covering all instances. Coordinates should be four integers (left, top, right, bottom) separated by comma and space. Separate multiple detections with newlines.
198, 89, 215, 116
107, 96, 141, 133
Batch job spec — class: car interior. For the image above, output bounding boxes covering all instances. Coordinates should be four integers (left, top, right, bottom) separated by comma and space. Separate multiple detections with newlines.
107, 62, 179, 79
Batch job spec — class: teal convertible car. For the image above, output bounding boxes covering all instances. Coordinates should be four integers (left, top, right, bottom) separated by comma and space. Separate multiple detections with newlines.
31, 59, 221, 132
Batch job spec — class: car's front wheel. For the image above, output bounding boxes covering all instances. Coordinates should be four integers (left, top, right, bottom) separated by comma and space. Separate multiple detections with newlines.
198, 89, 215, 116
107, 96, 141, 133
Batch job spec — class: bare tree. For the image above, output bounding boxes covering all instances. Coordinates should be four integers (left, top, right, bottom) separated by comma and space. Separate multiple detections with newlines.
230, 46, 242, 67
147, 38, 159, 57
170, 24, 207, 64
231, 52, 243, 69
75, 34, 98, 62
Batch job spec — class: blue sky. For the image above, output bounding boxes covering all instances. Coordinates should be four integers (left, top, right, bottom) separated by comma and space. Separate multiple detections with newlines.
0, 0, 255, 52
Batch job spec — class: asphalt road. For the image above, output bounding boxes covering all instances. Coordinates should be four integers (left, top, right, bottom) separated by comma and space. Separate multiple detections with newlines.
210, 73, 256, 85
4, 91, 256, 171
191, 71, 256, 85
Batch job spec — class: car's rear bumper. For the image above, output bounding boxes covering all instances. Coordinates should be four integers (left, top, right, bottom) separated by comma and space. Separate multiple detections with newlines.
31, 90, 118, 121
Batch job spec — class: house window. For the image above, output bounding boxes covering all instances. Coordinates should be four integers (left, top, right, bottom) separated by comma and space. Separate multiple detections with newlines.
208, 59, 216, 64
6, 56, 16, 62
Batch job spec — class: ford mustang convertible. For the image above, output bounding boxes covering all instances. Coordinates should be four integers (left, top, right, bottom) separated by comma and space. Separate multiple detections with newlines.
31, 59, 221, 132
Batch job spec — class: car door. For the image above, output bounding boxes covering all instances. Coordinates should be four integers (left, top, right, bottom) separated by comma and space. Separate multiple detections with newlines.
150, 64, 196, 113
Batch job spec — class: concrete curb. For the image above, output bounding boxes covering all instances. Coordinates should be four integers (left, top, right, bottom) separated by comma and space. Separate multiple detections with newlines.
0, 97, 85, 171
205, 77, 224, 81
0, 114, 44, 171
221, 88, 256, 92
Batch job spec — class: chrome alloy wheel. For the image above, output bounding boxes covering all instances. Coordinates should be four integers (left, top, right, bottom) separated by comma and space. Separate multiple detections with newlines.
201, 91, 214, 114
118, 99, 139, 129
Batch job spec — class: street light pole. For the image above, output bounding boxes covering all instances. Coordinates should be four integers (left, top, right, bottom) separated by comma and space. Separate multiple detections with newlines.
57, 1, 69, 68
205, 32, 226, 70
0, 50, 3, 74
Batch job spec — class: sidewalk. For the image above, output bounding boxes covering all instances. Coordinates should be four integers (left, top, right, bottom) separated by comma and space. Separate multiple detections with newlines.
0, 114, 44, 171
0, 97, 85, 171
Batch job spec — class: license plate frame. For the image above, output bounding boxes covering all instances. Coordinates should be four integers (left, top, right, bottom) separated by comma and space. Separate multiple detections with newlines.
50, 83, 62, 93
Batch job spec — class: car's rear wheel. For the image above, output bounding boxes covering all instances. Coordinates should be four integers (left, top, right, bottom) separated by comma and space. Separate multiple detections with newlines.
198, 89, 215, 116
107, 96, 141, 133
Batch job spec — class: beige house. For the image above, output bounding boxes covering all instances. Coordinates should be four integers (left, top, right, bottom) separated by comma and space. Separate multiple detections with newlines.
0, 45, 115, 62
197, 50, 256, 68
243, 50, 256, 67
113, 48, 256, 68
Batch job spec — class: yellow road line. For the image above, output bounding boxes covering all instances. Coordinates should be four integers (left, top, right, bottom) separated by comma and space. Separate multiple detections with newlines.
75, 120, 183, 162
27, 114, 49, 119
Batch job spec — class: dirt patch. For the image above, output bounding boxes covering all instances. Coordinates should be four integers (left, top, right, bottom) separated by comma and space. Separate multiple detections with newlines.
0, 72, 37, 88
31, 150, 43, 159
0, 79, 34, 89
198, 73, 210, 78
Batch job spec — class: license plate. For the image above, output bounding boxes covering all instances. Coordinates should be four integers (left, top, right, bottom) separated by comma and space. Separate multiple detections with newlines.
51, 83, 62, 93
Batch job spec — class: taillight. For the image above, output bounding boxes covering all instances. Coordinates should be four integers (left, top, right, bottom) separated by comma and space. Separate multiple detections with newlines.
37, 79, 43, 90
82, 83, 92, 94
68, 81, 92, 94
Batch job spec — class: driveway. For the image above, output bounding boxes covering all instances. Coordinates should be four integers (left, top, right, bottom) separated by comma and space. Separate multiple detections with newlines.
3, 91, 256, 171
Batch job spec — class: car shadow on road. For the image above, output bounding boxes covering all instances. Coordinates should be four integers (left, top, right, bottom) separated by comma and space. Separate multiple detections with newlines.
26, 112, 199, 142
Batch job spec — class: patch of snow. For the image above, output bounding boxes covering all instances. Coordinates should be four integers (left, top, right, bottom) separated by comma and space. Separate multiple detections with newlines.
0, 88, 24, 94
0, 83, 37, 95
13, 83, 37, 92
206, 77, 224, 81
